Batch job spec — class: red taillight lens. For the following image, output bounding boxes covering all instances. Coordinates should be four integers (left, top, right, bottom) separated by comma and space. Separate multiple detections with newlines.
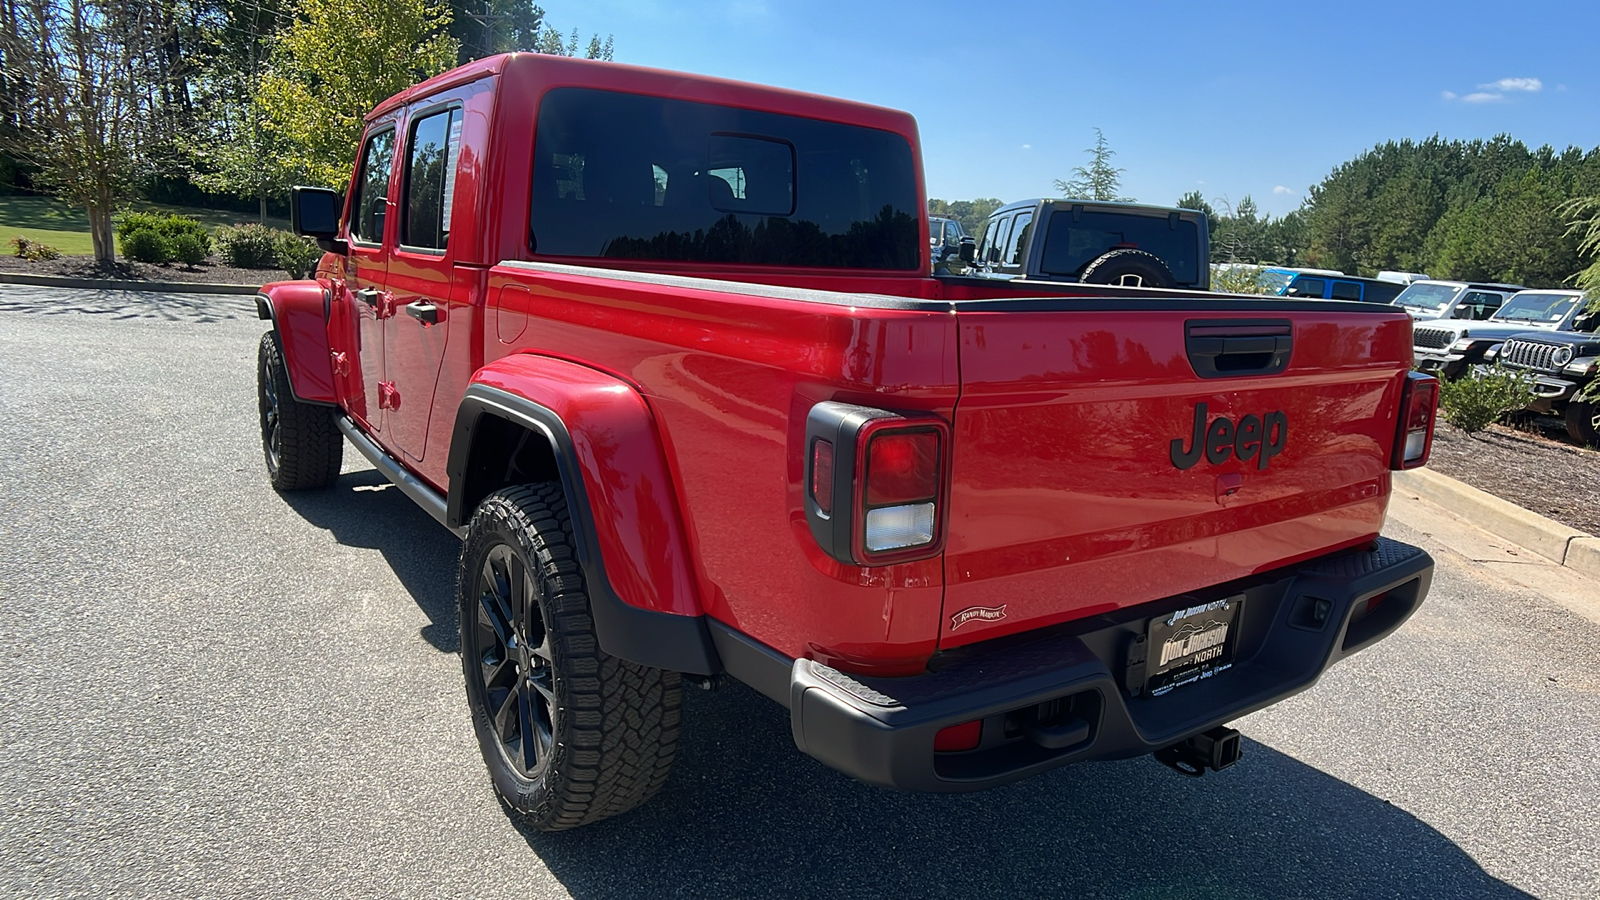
1393, 372, 1439, 469
810, 439, 834, 515
934, 719, 982, 753
866, 430, 940, 505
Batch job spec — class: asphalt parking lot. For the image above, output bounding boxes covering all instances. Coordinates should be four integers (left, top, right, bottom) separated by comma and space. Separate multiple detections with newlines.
3, 285, 1598, 899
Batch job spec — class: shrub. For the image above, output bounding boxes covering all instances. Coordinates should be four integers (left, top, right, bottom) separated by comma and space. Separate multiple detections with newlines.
116, 211, 210, 265
169, 232, 211, 267
274, 232, 322, 279
216, 224, 280, 268
1438, 365, 1537, 434
122, 228, 171, 264
9, 236, 63, 261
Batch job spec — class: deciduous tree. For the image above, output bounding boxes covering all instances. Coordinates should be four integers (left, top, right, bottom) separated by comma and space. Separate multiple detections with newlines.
257, 0, 458, 187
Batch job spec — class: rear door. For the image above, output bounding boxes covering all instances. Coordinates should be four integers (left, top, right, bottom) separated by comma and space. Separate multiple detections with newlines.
341, 122, 400, 433
940, 300, 1413, 648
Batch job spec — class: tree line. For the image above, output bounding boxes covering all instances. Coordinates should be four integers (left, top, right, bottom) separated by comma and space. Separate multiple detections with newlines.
0, 0, 610, 262
934, 129, 1600, 290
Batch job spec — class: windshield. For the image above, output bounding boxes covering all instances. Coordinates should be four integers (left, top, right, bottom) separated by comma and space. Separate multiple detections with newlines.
1393, 282, 1461, 313
1491, 292, 1580, 325
1258, 270, 1294, 293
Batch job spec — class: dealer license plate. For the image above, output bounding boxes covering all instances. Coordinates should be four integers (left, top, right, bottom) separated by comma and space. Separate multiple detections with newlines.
1145, 595, 1243, 696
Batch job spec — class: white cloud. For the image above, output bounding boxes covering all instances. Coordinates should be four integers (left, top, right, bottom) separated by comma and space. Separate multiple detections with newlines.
1441, 90, 1457, 101
1273, 185, 1293, 195
1462, 92, 1504, 103
1480, 77, 1542, 92
1021, 143, 1032, 150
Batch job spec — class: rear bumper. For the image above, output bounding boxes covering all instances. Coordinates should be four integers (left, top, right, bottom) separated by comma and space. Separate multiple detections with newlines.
713, 538, 1432, 792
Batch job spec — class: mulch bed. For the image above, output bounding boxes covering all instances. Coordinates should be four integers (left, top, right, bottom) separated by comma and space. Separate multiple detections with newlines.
1426, 422, 1600, 535
0, 253, 288, 286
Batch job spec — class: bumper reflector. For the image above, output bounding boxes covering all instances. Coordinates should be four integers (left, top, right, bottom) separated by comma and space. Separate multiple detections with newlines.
864, 502, 935, 552
934, 719, 982, 752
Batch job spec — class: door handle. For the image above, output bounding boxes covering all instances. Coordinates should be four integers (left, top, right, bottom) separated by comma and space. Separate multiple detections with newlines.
405, 301, 439, 325
356, 287, 380, 307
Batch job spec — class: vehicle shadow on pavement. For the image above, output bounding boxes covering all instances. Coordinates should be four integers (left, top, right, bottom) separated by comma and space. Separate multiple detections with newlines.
0, 286, 256, 323
279, 467, 462, 652
518, 681, 1532, 900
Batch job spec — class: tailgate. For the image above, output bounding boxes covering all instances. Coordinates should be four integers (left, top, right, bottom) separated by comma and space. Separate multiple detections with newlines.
941, 298, 1413, 648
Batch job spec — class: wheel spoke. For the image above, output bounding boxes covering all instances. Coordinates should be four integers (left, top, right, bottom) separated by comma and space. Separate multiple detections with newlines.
477, 592, 512, 649
517, 678, 539, 773
492, 681, 520, 745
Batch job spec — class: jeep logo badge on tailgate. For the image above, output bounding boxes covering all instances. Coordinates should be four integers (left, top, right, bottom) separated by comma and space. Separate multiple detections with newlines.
1171, 403, 1288, 471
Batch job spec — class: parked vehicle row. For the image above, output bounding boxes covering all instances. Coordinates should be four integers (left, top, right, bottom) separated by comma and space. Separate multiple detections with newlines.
1411, 289, 1588, 380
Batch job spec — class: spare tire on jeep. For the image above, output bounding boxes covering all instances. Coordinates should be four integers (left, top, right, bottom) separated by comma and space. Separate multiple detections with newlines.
1081, 249, 1176, 289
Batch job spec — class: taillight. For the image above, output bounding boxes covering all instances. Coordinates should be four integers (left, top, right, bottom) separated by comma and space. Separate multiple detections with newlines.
863, 429, 940, 553
804, 402, 949, 565
1392, 371, 1439, 470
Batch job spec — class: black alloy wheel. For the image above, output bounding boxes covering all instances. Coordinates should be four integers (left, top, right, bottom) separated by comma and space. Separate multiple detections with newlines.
1565, 399, 1600, 447
469, 543, 556, 779
457, 484, 682, 831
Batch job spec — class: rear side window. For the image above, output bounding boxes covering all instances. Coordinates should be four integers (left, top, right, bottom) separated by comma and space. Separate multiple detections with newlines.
1287, 277, 1325, 297
529, 88, 919, 269
1037, 210, 1200, 284
350, 128, 396, 244
402, 107, 463, 250
1330, 281, 1363, 301
1003, 211, 1033, 268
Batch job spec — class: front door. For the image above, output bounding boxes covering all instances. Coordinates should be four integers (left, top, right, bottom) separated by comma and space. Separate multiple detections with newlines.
341, 122, 399, 433
384, 103, 465, 464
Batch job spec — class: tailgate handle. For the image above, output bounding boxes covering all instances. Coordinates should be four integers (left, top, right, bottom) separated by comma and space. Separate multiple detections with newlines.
1186, 320, 1292, 378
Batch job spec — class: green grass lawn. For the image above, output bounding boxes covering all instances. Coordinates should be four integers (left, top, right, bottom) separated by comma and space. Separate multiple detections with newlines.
0, 194, 290, 257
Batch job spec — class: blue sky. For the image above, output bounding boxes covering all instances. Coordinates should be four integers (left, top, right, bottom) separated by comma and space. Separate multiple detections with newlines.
528, 0, 1600, 218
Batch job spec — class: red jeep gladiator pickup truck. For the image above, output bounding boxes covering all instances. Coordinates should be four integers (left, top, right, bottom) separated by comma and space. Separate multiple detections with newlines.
257, 53, 1439, 831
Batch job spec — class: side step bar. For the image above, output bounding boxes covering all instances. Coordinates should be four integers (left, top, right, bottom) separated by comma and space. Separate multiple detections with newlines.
335, 416, 464, 538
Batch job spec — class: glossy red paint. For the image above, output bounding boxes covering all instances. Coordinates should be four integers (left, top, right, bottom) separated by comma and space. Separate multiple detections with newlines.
469, 352, 705, 620
259, 280, 336, 403
938, 307, 1412, 648
484, 263, 958, 673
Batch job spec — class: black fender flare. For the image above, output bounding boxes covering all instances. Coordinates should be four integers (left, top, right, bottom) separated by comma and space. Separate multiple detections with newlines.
446, 384, 719, 676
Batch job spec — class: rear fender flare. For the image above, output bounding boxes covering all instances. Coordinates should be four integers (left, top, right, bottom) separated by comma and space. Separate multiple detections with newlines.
446, 356, 717, 675
257, 280, 336, 405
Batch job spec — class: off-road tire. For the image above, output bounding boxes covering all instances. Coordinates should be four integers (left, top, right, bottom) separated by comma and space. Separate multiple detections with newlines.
257, 332, 343, 491
1564, 400, 1600, 447
1080, 249, 1177, 289
458, 484, 682, 831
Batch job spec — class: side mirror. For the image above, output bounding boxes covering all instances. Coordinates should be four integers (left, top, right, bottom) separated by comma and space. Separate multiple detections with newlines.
291, 185, 347, 253
1452, 307, 1472, 319
958, 237, 976, 264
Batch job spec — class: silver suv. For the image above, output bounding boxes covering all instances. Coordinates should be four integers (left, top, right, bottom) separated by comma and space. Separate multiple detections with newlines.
1391, 279, 1523, 321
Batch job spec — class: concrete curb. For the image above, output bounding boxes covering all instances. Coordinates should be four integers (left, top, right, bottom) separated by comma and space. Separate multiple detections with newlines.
1394, 467, 1600, 580
0, 271, 262, 295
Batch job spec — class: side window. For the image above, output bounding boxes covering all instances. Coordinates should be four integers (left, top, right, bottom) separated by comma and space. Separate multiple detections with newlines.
1330, 280, 1363, 301
402, 108, 463, 250
1288, 277, 1325, 297
1459, 291, 1504, 320
351, 128, 396, 244
984, 215, 1014, 264
1004, 211, 1033, 267
944, 220, 960, 245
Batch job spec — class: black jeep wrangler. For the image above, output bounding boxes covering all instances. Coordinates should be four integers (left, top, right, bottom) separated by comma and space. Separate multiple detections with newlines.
1494, 298, 1600, 446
